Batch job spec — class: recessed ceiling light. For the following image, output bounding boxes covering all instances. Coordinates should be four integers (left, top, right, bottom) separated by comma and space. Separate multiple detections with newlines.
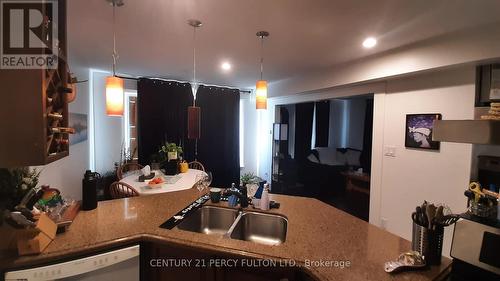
221, 62, 231, 71
362, 37, 377, 48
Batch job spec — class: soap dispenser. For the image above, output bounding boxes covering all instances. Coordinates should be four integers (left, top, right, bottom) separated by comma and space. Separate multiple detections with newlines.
260, 183, 270, 211
228, 183, 238, 207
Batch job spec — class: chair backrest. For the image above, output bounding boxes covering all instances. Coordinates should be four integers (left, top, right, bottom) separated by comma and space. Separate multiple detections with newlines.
109, 181, 139, 199
188, 161, 205, 172
117, 163, 144, 180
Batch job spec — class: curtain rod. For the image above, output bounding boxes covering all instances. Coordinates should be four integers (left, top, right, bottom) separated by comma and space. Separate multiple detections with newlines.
116, 74, 252, 94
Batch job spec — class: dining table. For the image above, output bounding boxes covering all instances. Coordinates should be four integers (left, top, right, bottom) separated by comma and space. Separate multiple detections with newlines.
120, 168, 207, 195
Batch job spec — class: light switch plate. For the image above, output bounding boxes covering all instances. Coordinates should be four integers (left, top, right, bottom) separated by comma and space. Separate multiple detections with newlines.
384, 146, 396, 157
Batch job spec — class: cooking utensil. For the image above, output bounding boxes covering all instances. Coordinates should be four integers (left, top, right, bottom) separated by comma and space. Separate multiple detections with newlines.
8, 212, 35, 227
18, 207, 34, 221
426, 204, 437, 229
464, 189, 475, 203
434, 214, 460, 227
469, 182, 484, 202
420, 202, 428, 227
412, 212, 419, 225
431, 206, 444, 230
415, 206, 423, 226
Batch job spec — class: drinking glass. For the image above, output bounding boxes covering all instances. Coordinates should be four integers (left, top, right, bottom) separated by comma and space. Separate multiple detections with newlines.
203, 172, 213, 189
195, 174, 205, 193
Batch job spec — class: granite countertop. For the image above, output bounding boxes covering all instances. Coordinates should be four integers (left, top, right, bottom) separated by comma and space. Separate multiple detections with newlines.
0, 189, 450, 281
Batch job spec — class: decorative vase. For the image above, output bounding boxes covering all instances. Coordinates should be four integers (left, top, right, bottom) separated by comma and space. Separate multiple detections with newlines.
179, 162, 188, 173
167, 151, 177, 161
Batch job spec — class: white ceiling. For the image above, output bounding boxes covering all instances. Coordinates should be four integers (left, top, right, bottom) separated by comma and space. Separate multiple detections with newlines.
67, 0, 500, 89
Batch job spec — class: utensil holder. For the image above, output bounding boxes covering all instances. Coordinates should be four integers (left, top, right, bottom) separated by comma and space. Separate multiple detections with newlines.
411, 222, 444, 265
469, 201, 497, 219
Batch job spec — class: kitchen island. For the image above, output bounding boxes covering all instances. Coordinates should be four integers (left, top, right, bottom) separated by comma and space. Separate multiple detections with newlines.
0, 188, 450, 281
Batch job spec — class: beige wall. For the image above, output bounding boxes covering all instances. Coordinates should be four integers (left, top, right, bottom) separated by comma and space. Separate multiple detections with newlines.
265, 65, 476, 258
372, 66, 475, 257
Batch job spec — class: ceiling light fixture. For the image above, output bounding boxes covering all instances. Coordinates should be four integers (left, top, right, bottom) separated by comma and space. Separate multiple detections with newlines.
255, 31, 269, 110
362, 37, 377, 49
221, 62, 231, 71
188, 19, 202, 99
105, 0, 125, 116
187, 19, 202, 159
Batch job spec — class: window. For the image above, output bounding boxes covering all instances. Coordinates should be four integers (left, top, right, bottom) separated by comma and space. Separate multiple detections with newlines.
123, 90, 138, 160
124, 92, 242, 164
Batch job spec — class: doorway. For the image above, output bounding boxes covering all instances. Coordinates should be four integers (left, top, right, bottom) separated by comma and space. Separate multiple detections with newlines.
271, 94, 373, 221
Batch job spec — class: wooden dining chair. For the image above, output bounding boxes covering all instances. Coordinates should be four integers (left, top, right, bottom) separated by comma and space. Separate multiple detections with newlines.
188, 161, 205, 172
117, 163, 144, 180
109, 181, 140, 199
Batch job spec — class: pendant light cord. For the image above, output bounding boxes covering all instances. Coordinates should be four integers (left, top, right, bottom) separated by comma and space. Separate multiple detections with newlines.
193, 26, 196, 88
192, 25, 196, 106
260, 35, 264, 80
112, 2, 118, 77
193, 25, 198, 158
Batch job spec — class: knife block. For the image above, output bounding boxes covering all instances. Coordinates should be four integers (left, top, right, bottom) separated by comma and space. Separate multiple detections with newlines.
17, 214, 57, 256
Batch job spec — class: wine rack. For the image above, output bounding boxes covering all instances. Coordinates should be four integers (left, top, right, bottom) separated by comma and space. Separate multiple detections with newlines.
0, 0, 71, 167
44, 57, 72, 161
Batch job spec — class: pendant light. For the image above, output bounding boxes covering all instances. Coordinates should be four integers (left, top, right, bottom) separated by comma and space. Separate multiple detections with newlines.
188, 19, 202, 100
105, 0, 124, 116
187, 19, 202, 160
256, 31, 269, 110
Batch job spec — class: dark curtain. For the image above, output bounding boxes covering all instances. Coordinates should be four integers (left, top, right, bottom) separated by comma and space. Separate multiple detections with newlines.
314, 100, 330, 147
137, 78, 194, 165
294, 102, 314, 163
196, 85, 240, 188
360, 99, 374, 173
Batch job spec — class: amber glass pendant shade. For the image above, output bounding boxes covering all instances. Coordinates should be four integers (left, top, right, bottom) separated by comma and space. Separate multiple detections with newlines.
255, 80, 267, 110
105, 76, 124, 116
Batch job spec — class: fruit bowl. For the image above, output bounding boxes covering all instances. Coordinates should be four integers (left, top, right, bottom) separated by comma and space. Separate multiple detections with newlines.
148, 177, 164, 188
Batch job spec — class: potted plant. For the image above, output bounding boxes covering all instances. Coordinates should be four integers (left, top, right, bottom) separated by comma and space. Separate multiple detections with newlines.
160, 142, 183, 161
240, 172, 263, 197
0, 167, 41, 224
0, 168, 41, 211
240, 172, 261, 185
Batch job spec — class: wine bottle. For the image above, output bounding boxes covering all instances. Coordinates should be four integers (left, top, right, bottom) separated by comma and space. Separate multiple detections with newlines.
55, 139, 69, 145
47, 112, 63, 119
50, 127, 75, 134
47, 94, 63, 108
57, 86, 73, 94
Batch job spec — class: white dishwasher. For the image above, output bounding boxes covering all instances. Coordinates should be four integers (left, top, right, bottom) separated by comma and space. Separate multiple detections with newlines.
4, 245, 140, 281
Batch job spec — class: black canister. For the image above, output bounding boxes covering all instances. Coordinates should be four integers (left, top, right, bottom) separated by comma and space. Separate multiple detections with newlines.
82, 170, 100, 211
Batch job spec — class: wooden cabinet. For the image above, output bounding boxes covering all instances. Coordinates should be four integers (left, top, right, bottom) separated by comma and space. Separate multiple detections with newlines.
141, 242, 214, 281
141, 242, 315, 281
476, 63, 500, 106
0, 0, 69, 167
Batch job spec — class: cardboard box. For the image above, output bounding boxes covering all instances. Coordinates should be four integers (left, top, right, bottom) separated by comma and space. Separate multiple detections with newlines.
17, 213, 57, 255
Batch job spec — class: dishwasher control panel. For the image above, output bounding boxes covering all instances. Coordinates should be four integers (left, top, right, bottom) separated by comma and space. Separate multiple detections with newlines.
5, 245, 139, 281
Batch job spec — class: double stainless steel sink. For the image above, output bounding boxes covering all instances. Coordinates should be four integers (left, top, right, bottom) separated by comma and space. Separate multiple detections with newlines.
176, 206, 288, 245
